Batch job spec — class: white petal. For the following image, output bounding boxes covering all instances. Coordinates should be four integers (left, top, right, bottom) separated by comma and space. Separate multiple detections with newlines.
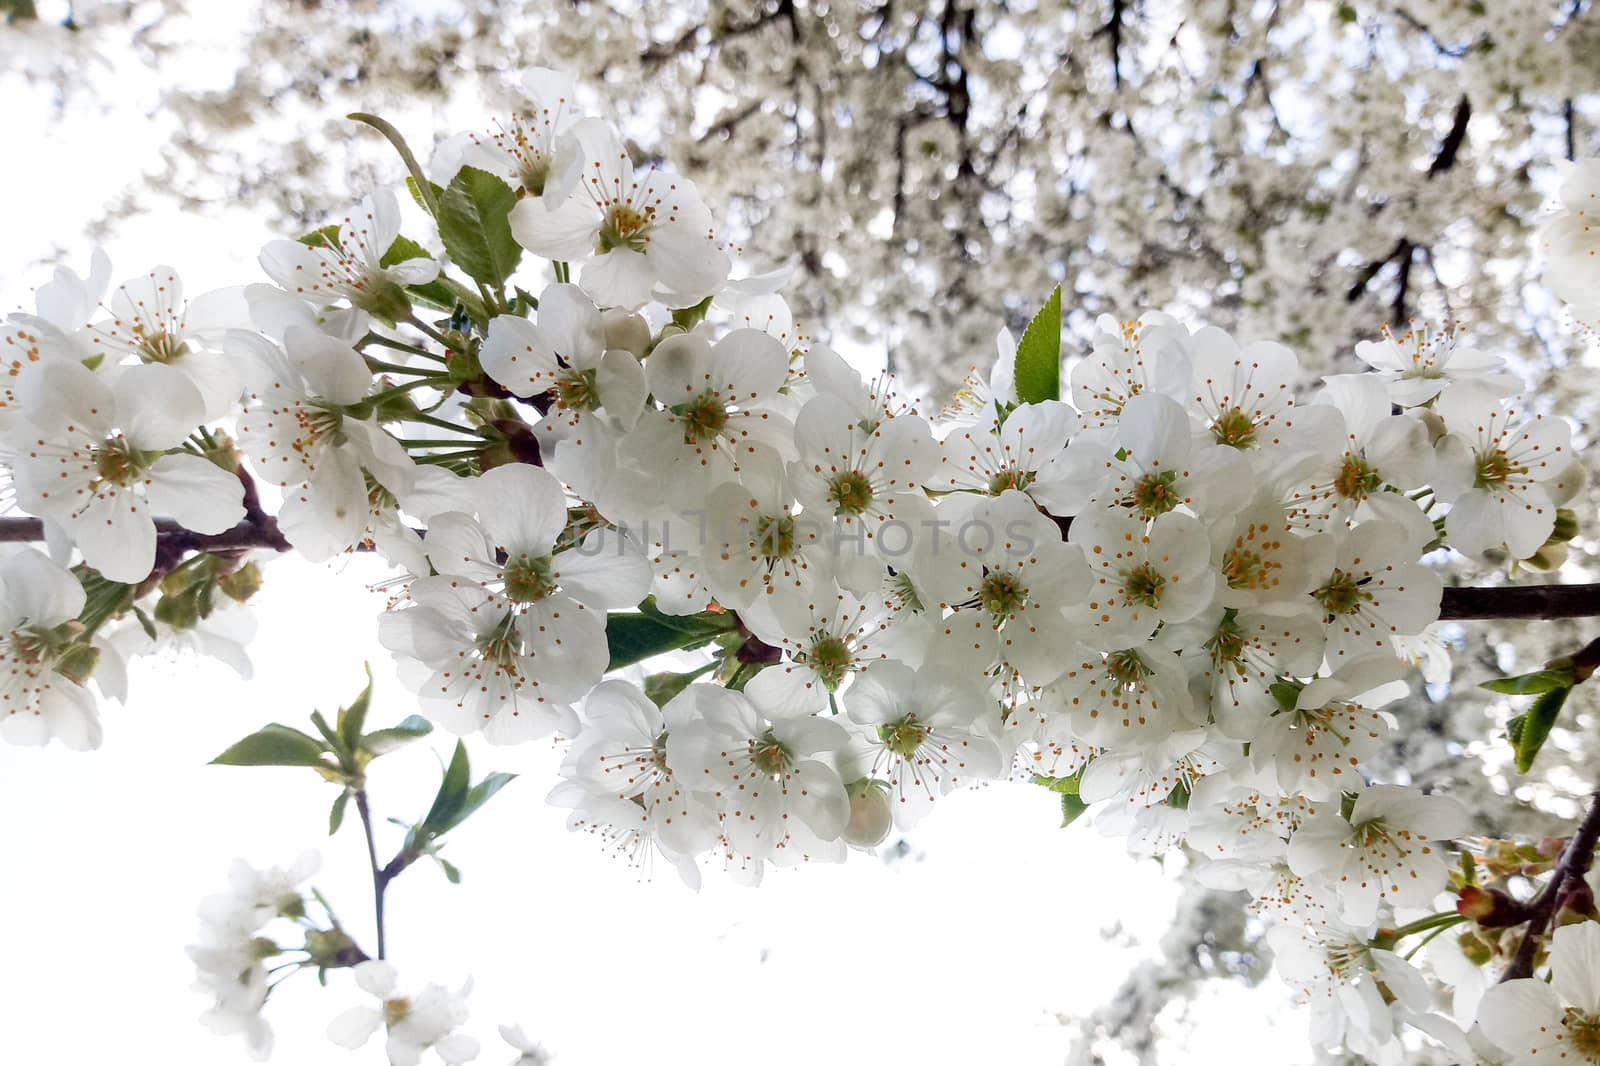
146, 454, 246, 534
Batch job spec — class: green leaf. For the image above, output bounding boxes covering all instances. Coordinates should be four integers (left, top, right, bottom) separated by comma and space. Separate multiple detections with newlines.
297, 223, 343, 248
1058, 791, 1090, 827
308, 709, 343, 753
437, 857, 462, 884
360, 714, 434, 757
337, 665, 375, 753
4, 0, 39, 24
349, 113, 441, 219
1513, 686, 1571, 774
1012, 283, 1061, 404
421, 741, 473, 832
437, 166, 521, 288
605, 602, 738, 671
435, 772, 516, 835
1480, 669, 1576, 696
211, 724, 330, 768
329, 791, 350, 835
406, 175, 445, 215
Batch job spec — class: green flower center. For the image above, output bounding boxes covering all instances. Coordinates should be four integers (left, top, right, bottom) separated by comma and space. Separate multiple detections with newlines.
754, 514, 797, 561
804, 636, 854, 690
674, 389, 729, 443
1312, 568, 1371, 617
598, 204, 653, 253
1474, 449, 1524, 489
1562, 1008, 1600, 1060
1120, 562, 1166, 607
879, 715, 929, 759
750, 732, 792, 776
555, 368, 600, 411
1334, 453, 1382, 500
383, 997, 412, 1027
134, 327, 189, 364
827, 470, 875, 516
980, 570, 1027, 621
1106, 649, 1152, 687
1129, 469, 1180, 518
503, 555, 557, 604
92, 436, 148, 487
1204, 616, 1248, 669
987, 467, 1035, 495
1211, 406, 1258, 448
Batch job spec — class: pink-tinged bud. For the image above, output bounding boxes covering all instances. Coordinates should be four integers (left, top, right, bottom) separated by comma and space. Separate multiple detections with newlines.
1457, 885, 1533, 928
843, 780, 891, 848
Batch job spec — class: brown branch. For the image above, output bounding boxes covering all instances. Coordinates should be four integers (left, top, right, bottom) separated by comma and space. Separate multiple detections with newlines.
1426, 94, 1472, 178
1501, 787, 1600, 982
1438, 584, 1600, 621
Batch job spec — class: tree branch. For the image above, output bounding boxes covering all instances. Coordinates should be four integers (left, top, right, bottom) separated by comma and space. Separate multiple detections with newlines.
1438, 584, 1600, 621
1501, 787, 1600, 982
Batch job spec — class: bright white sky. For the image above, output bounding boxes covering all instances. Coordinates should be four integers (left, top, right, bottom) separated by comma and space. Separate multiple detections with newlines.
0, 5, 1316, 1063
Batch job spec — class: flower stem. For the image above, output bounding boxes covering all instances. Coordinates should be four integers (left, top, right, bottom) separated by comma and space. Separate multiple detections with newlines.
354, 790, 388, 961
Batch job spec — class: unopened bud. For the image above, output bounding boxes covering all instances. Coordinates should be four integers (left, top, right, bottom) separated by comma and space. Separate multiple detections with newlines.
303, 927, 366, 969
843, 780, 892, 848
218, 561, 264, 603
602, 308, 651, 357
1456, 885, 1532, 928
54, 642, 100, 686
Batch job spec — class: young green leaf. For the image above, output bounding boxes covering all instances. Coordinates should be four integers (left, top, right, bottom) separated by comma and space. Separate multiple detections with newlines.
1479, 668, 1576, 696
437, 166, 521, 288
211, 724, 330, 768
421, 741, 473, 832
436, 771, 517, 835
1012, 283, 1061, 404
1513, 686, 1571, 774
329, 791, 350, 835
605, 601, 739, 670
337, 665, 375, 753
360, 714, 434, 757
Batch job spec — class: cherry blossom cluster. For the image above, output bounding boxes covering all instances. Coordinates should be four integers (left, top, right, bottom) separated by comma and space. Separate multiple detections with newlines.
4, 70, 1599, 1064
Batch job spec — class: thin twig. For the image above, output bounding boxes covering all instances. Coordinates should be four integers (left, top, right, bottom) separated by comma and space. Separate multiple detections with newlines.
354, 790, 388, 961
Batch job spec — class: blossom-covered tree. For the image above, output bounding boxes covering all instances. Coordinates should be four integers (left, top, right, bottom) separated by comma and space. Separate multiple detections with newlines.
5, 5, 1600, 1063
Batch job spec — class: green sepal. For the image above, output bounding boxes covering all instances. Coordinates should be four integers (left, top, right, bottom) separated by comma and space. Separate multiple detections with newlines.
670, 295, 714, 331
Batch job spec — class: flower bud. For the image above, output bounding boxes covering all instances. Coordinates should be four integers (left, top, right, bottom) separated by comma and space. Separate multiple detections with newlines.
218, 561, 264, 603
1456, 885, 1532, 928
602, 308, 651, 357
843, 780, 892, 848
54, 642, 101, 686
